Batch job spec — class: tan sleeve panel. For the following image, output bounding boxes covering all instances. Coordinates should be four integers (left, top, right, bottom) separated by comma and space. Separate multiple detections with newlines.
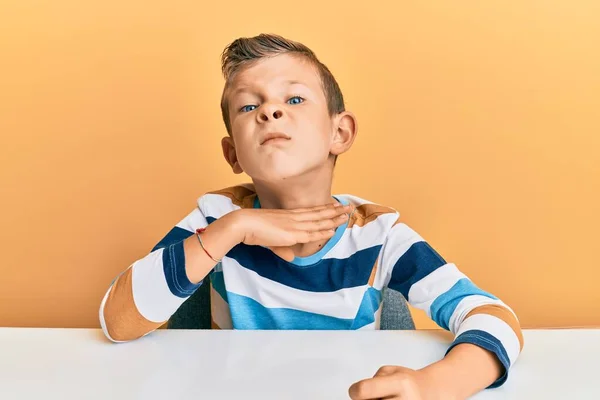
466, 304, 524, 350
347, 204, 396, 228
368, 258, 378, 287
102, 267, 164, 342
210, 318, 221, 329
208, 185, 257, 208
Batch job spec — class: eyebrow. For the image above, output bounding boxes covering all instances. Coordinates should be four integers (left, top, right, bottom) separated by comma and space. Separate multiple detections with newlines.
231, 80, 309, 97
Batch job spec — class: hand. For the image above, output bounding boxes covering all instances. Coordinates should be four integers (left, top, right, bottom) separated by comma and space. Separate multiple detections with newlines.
231, 202, 354, 261
349, 365, 443, 400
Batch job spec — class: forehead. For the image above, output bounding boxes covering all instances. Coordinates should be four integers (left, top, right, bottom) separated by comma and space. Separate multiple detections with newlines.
230, 53, 322, 92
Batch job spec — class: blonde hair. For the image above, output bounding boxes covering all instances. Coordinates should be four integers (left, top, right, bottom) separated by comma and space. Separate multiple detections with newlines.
220, 33, 345, 135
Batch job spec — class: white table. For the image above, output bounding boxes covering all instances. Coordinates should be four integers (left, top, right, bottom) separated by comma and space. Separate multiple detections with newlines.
0, 328, 598, 399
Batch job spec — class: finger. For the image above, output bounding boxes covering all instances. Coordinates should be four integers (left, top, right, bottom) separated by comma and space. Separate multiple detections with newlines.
294, 229, 336, 244
307, 229, 338, 242
296, 212, 348, 231
374, 366, 399, 377
288, 201, 344, 213
348, 375, 401, 400
294, 205, 353, 221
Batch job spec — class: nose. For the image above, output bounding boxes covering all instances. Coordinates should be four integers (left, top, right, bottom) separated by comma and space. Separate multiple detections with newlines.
257, 103, 284, 122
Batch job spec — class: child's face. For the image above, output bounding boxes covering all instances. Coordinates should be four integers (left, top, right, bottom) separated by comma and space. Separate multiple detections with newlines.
223, 54, 337, 182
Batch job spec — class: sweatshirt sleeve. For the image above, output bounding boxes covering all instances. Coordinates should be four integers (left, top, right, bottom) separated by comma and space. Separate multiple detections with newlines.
381, 217, 523, 388
99, 207, 208, 342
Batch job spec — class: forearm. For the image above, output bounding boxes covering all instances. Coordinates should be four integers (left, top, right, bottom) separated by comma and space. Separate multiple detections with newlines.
183, 211, 243, 284
101, 211, 244, 342
419, 343, 503, 400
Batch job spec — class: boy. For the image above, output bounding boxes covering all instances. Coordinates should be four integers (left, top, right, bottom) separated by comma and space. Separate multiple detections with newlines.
100, 33, 523, 399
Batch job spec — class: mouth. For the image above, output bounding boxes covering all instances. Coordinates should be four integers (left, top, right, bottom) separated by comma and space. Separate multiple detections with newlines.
260, 132, 291, 145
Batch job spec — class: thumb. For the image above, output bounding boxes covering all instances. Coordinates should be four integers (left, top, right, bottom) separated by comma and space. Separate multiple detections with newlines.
269, 246, 295, 262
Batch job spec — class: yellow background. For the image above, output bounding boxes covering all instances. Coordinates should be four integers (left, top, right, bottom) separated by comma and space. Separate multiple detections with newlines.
1, 1, 599, 329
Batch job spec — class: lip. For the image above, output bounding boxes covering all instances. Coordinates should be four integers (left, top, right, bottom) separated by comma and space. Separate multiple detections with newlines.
260, 132, 291, 145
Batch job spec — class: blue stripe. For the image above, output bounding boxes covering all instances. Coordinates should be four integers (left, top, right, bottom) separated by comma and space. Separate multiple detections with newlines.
446, 330, 510, 388
162, 241, 202, 298
209, 270, 228, 301
388, 241, 447, 299
351, 287, 382, 329
226, 244, 381, 292
430, 278, 498, 330
228, 292, 356, 330
151, 226, 194, 252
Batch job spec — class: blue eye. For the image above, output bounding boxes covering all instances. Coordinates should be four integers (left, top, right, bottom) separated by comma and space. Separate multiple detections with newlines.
240, 105, 257, 113
287, 96, 304, 105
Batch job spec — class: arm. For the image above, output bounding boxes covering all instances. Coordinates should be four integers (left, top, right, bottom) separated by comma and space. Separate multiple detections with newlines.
99, 208, 242, 342
350, 343, 504, 400
418, 342, 504, 398
350, 219, 523, 399
99, 200, 353, 342
385, 223, 522, 388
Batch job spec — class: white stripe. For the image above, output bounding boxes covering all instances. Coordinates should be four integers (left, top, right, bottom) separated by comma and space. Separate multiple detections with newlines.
448, 295, 516, 334
99, 285, 123, 343
374, 303, 382, 329
323, 212, 397, 260
175, 207, 208, 231
222, 257, 369, 319
99, 266, 134, 343
407, 263, 466, 317
200, 193, 241, 220
210, 285, 232, 329
371, 255, 386, 291
131, 250, 189, 323
456, 313, 521, 367
380, 223, 425, 284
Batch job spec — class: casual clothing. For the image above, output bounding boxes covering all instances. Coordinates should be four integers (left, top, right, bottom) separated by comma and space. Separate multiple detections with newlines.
100, 185, 523, 387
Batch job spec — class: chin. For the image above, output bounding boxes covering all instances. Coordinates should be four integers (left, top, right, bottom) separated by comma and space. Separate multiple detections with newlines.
250, 161, 309, 182
257, 168, 303, 182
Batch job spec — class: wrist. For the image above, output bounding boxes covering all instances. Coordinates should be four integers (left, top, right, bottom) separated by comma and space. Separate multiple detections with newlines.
220, 209, 247, 246
416, 363, 459, 400
417, 343, 501, 400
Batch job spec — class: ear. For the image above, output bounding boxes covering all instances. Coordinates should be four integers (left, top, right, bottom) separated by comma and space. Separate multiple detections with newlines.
221, 136, 244, 174
330, 111, 358, 156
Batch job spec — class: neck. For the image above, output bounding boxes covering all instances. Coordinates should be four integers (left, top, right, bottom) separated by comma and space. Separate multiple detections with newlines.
252, 162, 335, 210
250, 160, 340, 259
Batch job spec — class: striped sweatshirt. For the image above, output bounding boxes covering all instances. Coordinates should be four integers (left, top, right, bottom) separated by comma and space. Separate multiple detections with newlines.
100, 184, 523, 387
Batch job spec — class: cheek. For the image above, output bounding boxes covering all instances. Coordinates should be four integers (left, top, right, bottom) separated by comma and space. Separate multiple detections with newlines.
298, 110, 333, 140
231, 110, 256, 131
233, 140, 254, 166
230, 117, 245, 135
313, 116, 335, 150
231, 120, 253, 146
